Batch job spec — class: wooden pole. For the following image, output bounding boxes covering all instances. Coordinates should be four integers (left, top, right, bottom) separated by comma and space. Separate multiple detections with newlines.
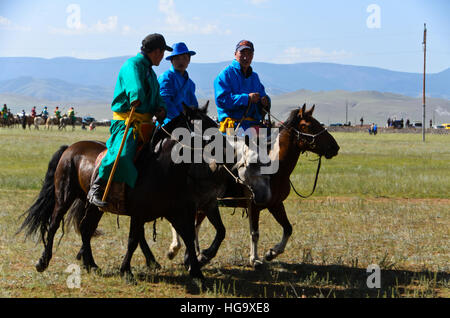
102, 106, 136, 202
422, 23, 427, 142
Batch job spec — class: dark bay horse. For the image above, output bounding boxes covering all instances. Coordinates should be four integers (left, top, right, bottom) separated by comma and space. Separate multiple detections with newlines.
18, 105, 271, 279
17, 106, 215, 278
169, 104, 340, 268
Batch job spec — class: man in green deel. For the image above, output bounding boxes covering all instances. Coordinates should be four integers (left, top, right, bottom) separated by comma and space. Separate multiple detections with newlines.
88, 33, 172, 207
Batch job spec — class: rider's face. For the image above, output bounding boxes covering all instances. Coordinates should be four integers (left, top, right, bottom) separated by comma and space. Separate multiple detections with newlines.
235, 48, 254, 69
171, 54, 191, 74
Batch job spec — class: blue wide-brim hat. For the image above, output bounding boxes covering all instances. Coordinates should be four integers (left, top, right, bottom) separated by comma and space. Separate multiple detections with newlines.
166, 42, 196, 60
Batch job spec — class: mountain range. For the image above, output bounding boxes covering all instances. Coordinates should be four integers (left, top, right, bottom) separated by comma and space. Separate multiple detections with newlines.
0, 56, 449, 123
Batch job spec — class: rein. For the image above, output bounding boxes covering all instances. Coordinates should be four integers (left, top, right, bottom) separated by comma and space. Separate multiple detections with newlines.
158, 120, 255, 202
269, 112, 328, 144
289, 156, 322, 199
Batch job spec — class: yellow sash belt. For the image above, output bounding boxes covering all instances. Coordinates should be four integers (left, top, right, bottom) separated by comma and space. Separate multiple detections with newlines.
219, 117, 257, 134
113, 111, 154, 142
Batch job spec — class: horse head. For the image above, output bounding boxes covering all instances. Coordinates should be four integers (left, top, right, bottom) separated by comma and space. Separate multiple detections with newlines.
287, 104, 339, 159
180, 102, 272, 206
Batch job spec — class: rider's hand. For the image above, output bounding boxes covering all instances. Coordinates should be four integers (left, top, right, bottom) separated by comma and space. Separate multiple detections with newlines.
261, 96, 270, 110
248, 93, 260, 104
155, 107, 166, 123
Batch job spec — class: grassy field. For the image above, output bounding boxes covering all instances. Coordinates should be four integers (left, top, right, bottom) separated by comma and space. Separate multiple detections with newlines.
0, 127, 448, 298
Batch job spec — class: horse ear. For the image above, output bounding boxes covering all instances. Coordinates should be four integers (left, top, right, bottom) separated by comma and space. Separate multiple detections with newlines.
307, 104, 315, 116
299, 103, 306, 117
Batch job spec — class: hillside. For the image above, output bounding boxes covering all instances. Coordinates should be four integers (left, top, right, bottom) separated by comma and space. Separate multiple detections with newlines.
0, 77, 114, 102
270, 90, 450, 125
1, 57, 449, 99
2, 89, 449, 126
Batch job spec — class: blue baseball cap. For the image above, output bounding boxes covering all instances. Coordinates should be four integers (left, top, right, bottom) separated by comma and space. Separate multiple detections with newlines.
166, 42, 196, 60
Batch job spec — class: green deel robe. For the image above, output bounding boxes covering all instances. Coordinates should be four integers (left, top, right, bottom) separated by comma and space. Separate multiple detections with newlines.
98, 53, 167, 188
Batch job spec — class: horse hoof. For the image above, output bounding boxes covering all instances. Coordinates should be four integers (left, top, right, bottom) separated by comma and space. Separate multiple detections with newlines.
147, 262, 162, 271
190, 270, 204, 280
35, 259, 47, 272
121, 271, 137, 285
167, 251, 176, 260
83, 264, 99, 273
264, 250, 276, 262
252, 260, 264, 270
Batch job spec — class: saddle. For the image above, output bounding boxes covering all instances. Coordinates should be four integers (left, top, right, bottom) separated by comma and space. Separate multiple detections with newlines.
92, 150, 127, 215
90, 122, 155, 214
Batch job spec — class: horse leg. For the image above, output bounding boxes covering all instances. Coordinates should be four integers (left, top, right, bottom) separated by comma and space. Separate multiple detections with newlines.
139, 226, 161, 270
183, 211, 206, 267
249, 206, 263, 269
264, 202, 293, 262
168, 211, 204, 279
197, 206, 225, 267
181, 211, 206, 265
35, 200, 72, 272
195, 212, 207, 255
119, 217, 143, 280
167, 225, 182, 260
77, 206, 103, 271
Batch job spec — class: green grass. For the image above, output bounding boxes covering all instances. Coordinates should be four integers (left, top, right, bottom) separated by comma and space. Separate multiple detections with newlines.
293, 132, 450, 198
0, 127, 448, 298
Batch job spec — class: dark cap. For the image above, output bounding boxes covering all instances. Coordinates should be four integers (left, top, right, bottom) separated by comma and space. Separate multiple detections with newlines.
235, 40, 254, 52
141, 34, 173, 53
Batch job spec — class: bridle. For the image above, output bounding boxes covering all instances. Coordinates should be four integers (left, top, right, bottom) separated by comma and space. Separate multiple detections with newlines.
268, 111, 326, 198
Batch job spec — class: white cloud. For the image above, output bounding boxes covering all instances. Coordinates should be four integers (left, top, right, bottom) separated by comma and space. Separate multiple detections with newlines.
158, 0, 229, 35
0, 16, 11, 26
0, 16, 31, 32
275, 47, 352, 64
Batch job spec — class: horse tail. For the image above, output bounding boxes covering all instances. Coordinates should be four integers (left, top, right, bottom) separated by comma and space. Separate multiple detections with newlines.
65, 199, 103, 237
17, 145, 69, 244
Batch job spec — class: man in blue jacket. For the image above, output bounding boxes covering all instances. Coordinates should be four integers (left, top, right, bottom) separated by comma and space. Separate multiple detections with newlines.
158, 42, 198, 125
214, 40, 270, 134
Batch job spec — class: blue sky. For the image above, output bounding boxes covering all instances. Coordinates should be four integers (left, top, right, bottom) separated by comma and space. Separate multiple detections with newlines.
0, 0, 449, 73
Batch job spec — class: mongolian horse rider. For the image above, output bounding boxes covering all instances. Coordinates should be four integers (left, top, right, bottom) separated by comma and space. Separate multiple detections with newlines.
214, 40, 271, 136
88, 33, 172, 207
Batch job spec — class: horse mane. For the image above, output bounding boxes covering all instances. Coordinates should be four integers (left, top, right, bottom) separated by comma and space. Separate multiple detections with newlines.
281, 108, 301, 131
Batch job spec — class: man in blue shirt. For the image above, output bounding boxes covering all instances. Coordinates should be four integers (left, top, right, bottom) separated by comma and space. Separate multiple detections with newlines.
158, 42, 198, 125
214, 40, 270, 134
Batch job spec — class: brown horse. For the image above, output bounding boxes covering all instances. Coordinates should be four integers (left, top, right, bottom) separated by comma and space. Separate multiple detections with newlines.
16, 106, 213, 279
18, 105, 272, 280
168, 104, 340, 268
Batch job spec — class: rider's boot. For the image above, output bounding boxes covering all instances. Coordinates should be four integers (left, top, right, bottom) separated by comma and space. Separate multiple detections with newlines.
87, 175, 108, 208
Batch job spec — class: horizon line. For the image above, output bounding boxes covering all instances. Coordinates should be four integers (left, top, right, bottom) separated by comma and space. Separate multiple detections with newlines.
0, 56, 448, 74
